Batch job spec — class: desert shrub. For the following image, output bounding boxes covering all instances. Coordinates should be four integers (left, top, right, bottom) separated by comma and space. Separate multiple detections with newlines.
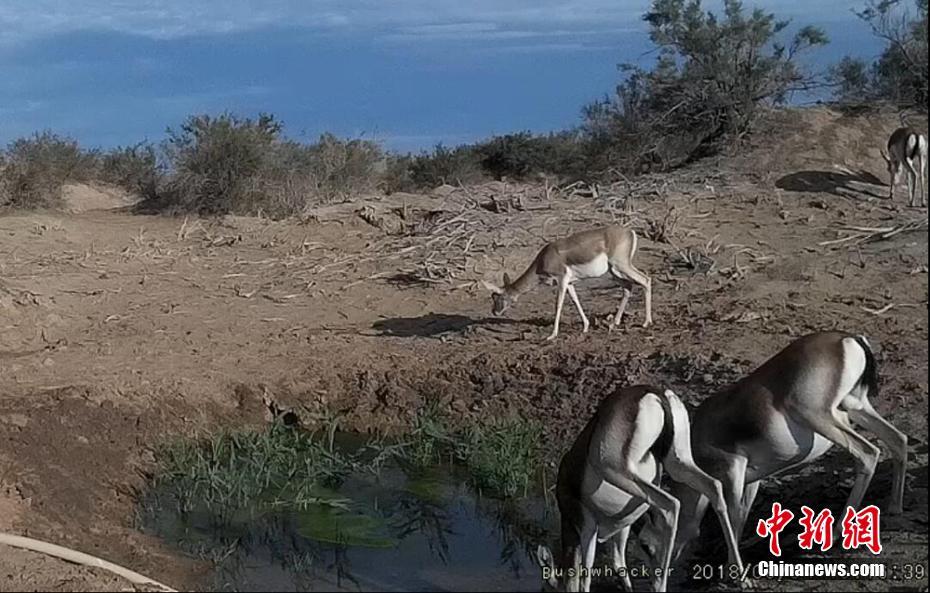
584, 0, 828, 172
304, 133, 383, 202
832, 0, 928, 107
407, 143, 485, 188
474, 131, 587, 181
150, 113, 383, 216
156, 113, 283, 215
98, 142, 161, 199
0, 132, 98, 209
381, 154, 417, 194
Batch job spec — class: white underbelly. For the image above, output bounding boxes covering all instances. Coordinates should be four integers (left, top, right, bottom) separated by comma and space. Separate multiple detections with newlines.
745, 413, 834, 482
569, 254, 609, 280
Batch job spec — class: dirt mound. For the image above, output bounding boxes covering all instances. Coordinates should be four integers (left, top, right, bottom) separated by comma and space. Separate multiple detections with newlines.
60, 183, 137, 213
729, 106, 929, 200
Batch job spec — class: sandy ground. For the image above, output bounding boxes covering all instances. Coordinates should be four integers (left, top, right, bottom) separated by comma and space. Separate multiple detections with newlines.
0, 107, 927, 591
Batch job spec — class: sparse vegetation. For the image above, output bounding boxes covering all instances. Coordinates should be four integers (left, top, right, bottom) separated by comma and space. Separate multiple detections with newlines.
153, 421, 357, 517
583, 0, 828, 171
399, 402, 543, 498
831, 0, 928, 107
0, 132, 98, 209
459, 417, 543, 498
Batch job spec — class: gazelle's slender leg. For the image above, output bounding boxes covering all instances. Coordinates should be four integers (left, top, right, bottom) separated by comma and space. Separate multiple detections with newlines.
920, 155, 927, 208
547, 274, 570, 341
905, 160, 919, 207
666, 455, 744, 572
612, 263, 653, 328
738, 480, 761, 542
797, 411, 881, 515
566, 284, 590, 333
847, 399, 907, 514
601, 473, 679, 592
609, 527, 633, 592
579, 519, 598, 593
889, 166, 897, 200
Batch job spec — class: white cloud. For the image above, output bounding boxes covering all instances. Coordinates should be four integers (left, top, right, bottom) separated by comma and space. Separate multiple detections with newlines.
0, 0, 650, 45
0, 0, 870, 48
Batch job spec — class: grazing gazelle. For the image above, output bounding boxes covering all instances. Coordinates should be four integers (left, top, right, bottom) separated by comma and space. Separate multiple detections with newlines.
535, 385, 742, 592
882, 126, 928, 208
639, 331, 907, 569
481, 225, 652, 341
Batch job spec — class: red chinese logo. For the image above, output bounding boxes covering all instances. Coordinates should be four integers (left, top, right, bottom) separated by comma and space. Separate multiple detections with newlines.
756, 503, 882, 555
841, 505, 882, 554
798, 506, 834, 552
756, 502, 795, 556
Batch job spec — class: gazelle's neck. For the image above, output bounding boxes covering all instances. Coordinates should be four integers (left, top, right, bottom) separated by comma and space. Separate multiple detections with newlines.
504, 264, 538, 295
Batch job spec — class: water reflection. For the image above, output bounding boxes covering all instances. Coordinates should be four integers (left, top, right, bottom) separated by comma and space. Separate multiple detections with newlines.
142, 460, 555, 592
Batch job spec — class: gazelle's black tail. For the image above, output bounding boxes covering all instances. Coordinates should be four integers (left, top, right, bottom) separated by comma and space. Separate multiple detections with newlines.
853, 335, 880, 399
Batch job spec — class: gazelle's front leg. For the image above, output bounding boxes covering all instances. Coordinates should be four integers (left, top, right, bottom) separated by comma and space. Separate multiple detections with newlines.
547, 274, 570, 341
666, 454, 745, 574
609, 527, 633, 592
566, 284, 590, 333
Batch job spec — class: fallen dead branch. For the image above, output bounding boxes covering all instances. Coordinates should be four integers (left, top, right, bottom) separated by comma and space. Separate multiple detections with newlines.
819, 218, 929, 249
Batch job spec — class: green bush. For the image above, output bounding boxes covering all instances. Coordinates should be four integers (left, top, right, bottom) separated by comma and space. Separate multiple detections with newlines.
0, 132, 98, 209
584, 0, 828, 171
408, 143, 485, 188
98, 142, 160, 199
832, 0, 928, 106
151, 113, 383, 216
474, 131, 587, 181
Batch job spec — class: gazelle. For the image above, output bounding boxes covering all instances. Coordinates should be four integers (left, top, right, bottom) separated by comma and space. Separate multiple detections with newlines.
481, 225, 652, 341
881, 126, 928, 208
535, 385, 743, 592
639, 331, 908, 570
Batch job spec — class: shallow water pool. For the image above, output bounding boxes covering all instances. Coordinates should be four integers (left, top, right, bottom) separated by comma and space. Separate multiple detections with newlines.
142, 460, 554, 592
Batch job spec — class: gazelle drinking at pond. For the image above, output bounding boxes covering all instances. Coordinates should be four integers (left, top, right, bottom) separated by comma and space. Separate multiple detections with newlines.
535, 385, 742, 592
481, 225, 652, 341
639, 331, 907, 570
882, 126, 928, 208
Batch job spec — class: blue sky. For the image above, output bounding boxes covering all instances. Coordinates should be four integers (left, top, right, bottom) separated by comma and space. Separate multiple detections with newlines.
0, 1, 885, 153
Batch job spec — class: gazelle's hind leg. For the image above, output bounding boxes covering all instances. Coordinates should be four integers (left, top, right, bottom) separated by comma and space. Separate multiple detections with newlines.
905, 159, 919, 207
610, 262, 653, 327
666, 446, 745, 572
794, 410, 881, 517
845, 398, 907, 514
599, 471, 679, 592
607, 271, 633, 328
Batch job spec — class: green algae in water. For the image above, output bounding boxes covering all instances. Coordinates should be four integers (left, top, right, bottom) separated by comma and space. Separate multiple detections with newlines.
297, 505, 398, 549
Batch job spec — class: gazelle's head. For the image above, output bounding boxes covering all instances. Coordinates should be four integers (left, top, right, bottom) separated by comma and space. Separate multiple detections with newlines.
881, 149, 901, 181
481, 273, 516, 317
534, 544, 580, 592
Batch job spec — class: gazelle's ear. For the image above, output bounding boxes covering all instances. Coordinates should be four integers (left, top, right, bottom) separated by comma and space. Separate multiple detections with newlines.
503, 272, 513, 286
481, 280, 503, 294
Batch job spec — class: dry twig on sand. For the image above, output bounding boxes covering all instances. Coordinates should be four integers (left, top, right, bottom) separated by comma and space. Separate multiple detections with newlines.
819, 218, 929, 249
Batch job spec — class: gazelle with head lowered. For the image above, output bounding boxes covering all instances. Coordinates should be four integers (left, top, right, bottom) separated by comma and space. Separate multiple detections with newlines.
481, 225, 652, 341
882, 126, 928, 208
535, 386, 742, 592
639, 331, 908, 569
